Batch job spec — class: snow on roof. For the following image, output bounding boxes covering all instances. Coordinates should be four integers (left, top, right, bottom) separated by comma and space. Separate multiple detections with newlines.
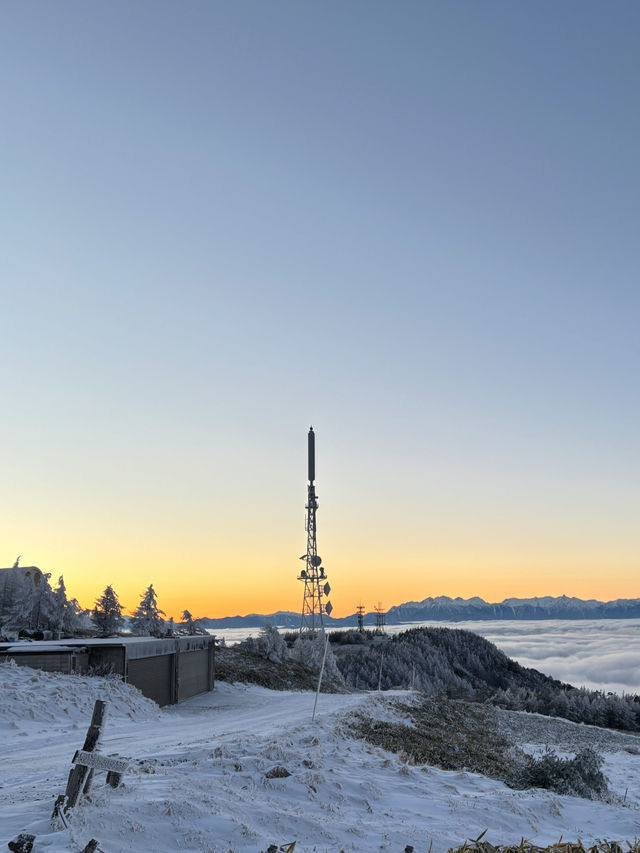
1, 644, 87, 654
0, 635, 214, 659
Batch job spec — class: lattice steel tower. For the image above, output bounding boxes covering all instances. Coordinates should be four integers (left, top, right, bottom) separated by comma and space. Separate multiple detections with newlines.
298, 426, 332, 632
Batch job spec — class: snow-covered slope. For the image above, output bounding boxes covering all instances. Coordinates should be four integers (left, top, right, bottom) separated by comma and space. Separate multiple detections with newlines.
1, 662, 639, 852
0, 660, 160, 725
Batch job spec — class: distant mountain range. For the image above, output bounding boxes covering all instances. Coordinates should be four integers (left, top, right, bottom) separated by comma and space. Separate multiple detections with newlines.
199, 594, 640, 629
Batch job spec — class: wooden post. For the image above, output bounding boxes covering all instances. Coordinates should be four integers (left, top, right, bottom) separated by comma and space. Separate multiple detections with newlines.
105, 769, 121, 788
61, 700, 106, 811
52, 699, 128, 828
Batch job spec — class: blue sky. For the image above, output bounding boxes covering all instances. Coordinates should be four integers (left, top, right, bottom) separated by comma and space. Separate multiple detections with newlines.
1, 1, 638, 614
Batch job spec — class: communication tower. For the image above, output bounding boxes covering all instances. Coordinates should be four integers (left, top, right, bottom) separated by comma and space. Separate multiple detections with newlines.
298, 426, 332, 632
356, 604, 365, 632
374, 602, 386, 634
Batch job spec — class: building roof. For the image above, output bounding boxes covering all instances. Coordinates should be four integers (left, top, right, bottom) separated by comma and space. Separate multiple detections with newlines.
0, 635, 214, 659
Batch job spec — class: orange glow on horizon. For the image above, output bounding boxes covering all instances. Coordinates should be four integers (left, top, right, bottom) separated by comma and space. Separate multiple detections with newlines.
8, 484, 638, 620
15, 547, 639, 621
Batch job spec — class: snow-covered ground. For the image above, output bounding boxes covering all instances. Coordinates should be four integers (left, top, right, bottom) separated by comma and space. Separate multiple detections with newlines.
1, 662, 639, 853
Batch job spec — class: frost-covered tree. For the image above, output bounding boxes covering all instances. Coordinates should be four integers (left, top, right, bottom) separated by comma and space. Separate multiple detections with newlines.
291, 631, 344, 682
181, 609, 206, 636
32, 572, 56, 632
50, 575, 68, 635
238, 623, 289, 663
3, 571, 36, 634
63, 597, 87, 634
44, 574, 90, 637
1, 568, 63, 635
182, 609, 195, 633
130, 584, 165, 637
2, 567, 92, 639
2, 569, 56, 634
93, 585, 125, 637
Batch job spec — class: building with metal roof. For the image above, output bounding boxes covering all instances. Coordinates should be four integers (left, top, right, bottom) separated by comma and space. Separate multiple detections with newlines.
0, 634, 215, 706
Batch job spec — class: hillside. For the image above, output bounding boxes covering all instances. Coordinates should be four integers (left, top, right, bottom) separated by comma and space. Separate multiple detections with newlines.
214, 624, 640, 735
2, 662, 640, 851
214, 643, 349, 693
331, 627, 640, 733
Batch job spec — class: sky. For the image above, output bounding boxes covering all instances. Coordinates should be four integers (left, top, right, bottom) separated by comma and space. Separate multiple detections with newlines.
1, 1, 639, 618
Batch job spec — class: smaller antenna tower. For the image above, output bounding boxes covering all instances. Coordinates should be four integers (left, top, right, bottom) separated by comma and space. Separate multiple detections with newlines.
374, 602, 386, 634
356, 604, 365, 633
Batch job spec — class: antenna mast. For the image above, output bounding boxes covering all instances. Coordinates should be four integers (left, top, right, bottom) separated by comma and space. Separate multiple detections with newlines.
298, 426, 332, 632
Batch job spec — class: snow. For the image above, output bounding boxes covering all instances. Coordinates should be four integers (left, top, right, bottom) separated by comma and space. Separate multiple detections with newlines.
3, 643, 86, 653
2, 637, 178, 648
0, 660, 160, 726
1, 662, 639, 852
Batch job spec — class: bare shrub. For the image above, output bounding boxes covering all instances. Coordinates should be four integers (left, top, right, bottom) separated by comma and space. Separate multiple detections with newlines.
518, 747, 608, 800
349, 696, 610, 801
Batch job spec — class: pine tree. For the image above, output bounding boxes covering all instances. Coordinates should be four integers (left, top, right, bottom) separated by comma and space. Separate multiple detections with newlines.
32, 571, 56, 632
63, 597, 86, 635
182, 609, 195, 633
130, 584, 165, 637
51, 576, 68, 635
180, 609, 206, 635
93, 585, 125, 637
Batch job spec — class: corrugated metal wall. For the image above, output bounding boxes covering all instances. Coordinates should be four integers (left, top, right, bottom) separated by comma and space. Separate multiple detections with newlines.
127, 654, 174, 706
1, 652, 72, 673
177, 648, 209, 702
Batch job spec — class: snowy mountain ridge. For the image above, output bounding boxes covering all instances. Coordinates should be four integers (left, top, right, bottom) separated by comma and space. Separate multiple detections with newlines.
200, 594, 640, 628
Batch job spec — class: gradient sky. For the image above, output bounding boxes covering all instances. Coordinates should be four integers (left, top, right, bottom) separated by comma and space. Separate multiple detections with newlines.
2, 1, 639, 619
